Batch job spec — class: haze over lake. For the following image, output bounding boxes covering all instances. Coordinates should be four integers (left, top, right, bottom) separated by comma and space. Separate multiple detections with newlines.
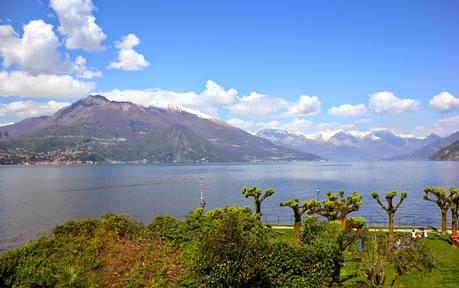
1, 161, 458, 251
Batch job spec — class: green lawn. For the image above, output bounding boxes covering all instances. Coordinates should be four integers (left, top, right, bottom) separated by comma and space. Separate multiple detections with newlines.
341, 233, 459, 288
272, 228, 294, 243
272, 227, 459, 288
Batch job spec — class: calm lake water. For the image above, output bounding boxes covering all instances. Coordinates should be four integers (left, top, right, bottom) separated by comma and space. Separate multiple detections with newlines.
0, 161, 458, 251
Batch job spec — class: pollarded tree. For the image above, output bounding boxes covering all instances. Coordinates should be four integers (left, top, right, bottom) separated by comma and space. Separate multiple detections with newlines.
305, 190, 363, 228
279, 198, 308, 244
423, 187, 450, 234
449, 187, 459, 237
241, 186, 274, 219
371, 191, 408, 242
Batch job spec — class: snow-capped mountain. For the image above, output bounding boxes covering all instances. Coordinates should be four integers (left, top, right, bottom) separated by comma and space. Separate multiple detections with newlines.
256, 128, 442, 161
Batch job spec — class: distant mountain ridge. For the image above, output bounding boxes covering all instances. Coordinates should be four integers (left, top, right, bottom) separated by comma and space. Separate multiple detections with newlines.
432, 139, 459, 161
397, 131, 459, 160
256, 128, 446, 161
0, 95, 321, 164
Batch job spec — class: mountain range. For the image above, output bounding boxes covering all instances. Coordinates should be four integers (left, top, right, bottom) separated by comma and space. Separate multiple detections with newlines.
0, 95, 456, 164
431, 139, 459, 161
256, 128, 458, 161
0, 95, 320, 164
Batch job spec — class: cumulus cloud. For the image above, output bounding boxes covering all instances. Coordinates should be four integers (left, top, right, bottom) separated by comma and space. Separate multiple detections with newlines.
0, 21, 101, 79
0, 100, 69, 119
74, 56, 102, 79
328, 103, 367, 117
229, 92, 288, 117
102, 81, 289, 118
369, 91, 421, 114
435, 115, 459, 127
429, 91, 459, 113
0, 71, 95, 98
50, 0, 106, 51
0, 20, 72, 74
101, 80, 237, 116
109, 34, 149, 71
287, 95, 321, 116
227, 117, 313, 133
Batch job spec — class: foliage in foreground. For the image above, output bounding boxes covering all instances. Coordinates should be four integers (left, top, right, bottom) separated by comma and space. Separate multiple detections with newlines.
0, 207, 344, 288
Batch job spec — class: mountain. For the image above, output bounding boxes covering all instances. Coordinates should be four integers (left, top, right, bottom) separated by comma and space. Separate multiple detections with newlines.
256, 129, 367, 161
432, 139, 459, 161
398, 131, 459, 160
256, 128, 441, 161
0, 95, 321, 164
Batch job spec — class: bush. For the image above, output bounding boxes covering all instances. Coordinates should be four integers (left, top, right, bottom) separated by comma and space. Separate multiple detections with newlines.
263, 242, 341, 288
147, 215, 182, 241
189, 206, 269, 288
300, 216, 343, 284
100, 213, 143, 239
0, 237, 60, 287
52, 218, 99, 238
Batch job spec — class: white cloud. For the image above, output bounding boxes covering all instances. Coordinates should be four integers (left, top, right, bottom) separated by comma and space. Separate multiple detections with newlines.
0, 71, 95, 98
201, 79, 238, 106
436, 115, 459, 127
109, 34, 149, 71
101, 80, 237, 116
369, 91, 421, 114
227, 118, 257, 131
0, 20, 100, 79
0, 20, 72, 74
50, 0, 106, 51
74, 56, 102, 79
412, 115, 459, 137
227, 117, 313, 133
429, 91, 459, 113
229, 92, 288, 117
0, 100, 69, 119
354, 118, 371, 124
317, 122, 355, 131
328, 103, 367, 117
287, 95, 321, 116
104, 84, 286, 118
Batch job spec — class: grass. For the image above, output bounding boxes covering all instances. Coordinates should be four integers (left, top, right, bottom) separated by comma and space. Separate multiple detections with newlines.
340, 233, 459, 288
272, 227, 294, 243
272, 226, 459, 287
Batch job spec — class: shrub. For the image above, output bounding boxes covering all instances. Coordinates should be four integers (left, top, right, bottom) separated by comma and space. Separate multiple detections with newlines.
100, 213, 143, 239
147, 215, 182, 241
52, 218, 99, 238
264, 243, 332, 288
189, 207, 269, 287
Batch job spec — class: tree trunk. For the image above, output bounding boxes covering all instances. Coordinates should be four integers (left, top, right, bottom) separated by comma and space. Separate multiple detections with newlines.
388, 213, 395, 243
441, 210, 448, 234
293, 210, 302, 244
451, 209, 458, 237
255, 200, 261, 220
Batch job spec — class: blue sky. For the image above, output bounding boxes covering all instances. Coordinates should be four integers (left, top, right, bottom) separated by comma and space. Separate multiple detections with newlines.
0, 0, 458, 137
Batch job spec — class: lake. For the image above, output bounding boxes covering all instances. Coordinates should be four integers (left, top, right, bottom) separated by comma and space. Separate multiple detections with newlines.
0, 161, 458, 251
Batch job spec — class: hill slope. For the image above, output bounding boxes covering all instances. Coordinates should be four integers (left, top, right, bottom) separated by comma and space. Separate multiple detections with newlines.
0, 95, 321, 164
431, 139, 459, 161
398, 131, 459, 160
